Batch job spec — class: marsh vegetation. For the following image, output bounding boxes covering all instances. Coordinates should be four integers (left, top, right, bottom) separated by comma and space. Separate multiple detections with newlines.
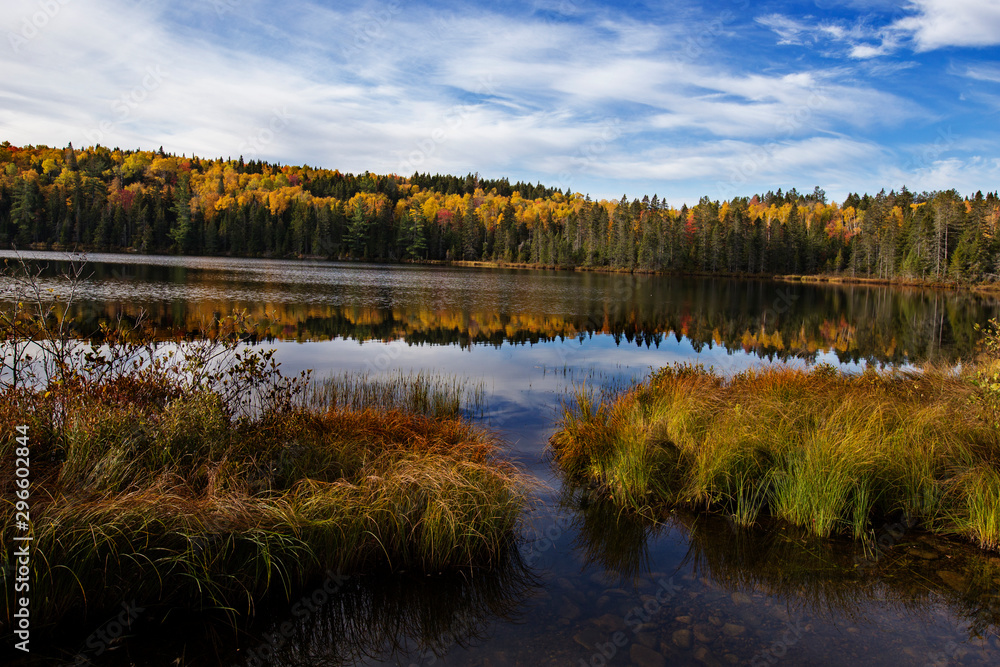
0, 257, 528, 632
551, 350, 1000, 552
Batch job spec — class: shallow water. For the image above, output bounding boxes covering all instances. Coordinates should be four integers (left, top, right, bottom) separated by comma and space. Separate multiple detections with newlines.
2, 251, 1000, 666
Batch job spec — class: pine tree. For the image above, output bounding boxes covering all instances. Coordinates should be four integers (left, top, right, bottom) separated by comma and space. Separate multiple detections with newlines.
345, 200, 369, 258
204, 216, 218, 255
313, 205, 333, 257
462, 200, 481, 261
138, 204, 154, 253
169, 175, 193, 253
11, 177, 40, 246
65, 142, 78, 172
407, 210, 428, 259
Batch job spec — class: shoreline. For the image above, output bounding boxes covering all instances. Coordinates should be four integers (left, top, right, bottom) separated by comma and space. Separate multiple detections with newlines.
10, 244, 996, 293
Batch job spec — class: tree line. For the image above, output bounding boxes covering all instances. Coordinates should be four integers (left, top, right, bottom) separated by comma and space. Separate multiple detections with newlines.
2, 141, 999, 283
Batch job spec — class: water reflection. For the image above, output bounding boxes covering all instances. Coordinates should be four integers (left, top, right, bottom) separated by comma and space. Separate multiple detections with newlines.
226, 545, 538, 667
563, 488, 1000, 654
5, 252, 1000, 665
2, 545, 538, 667
3, 251, 998, 364
561, 486, 665, 582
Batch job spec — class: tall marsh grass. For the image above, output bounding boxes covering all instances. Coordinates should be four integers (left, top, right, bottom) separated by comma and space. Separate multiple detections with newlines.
0, 257, 526, 631
1, 375, 527, 630
306, 369, 488, 419
551, 361, 1000, 550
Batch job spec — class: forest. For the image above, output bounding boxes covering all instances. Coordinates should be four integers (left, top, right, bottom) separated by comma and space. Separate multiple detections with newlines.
2, 141, 999, 283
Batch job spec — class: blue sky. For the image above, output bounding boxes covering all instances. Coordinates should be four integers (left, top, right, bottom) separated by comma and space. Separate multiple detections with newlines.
2, 0, 999, 205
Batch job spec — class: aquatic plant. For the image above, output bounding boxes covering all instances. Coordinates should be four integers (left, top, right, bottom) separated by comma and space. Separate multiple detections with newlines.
1, 367, 527, 632
0, 257, 528, 631
551, 360, 1000, 550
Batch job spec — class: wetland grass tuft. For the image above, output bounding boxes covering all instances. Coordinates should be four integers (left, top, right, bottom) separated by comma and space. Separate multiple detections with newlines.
0, 274, 525, 630
306, 369, 488, 419
551, 361, 1000, 550
1, 376, 527, 629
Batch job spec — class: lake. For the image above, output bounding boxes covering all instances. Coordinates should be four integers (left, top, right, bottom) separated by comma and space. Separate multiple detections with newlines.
3, 250, 1000, 667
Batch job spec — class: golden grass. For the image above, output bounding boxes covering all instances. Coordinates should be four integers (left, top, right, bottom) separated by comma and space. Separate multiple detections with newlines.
0, 374, 530, 630
551, 362, 1000, 550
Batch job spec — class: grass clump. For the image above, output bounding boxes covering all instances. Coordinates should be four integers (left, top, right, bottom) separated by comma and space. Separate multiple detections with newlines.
306, 369, 488, 419
0, 259, 527, 630
1, 370, 527, 630
551, 359, 1000, 550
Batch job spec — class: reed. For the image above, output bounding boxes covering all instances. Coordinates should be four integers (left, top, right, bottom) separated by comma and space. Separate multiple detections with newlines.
305, 369, 488, 419
0, 261, 526, 633
0, 363, 522, 634
1, 376, 527, 631
551, 361, 1000, 550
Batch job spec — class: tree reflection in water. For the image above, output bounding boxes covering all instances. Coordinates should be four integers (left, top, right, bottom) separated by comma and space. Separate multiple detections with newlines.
561, 488, 1000, 645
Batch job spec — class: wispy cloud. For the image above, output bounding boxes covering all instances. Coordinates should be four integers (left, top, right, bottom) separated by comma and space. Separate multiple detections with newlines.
756, 11, 899, 60
755, 14, 812, 46
964, 65, 1000, 84
758, 1, 1000, 59
0, 0, 997, 204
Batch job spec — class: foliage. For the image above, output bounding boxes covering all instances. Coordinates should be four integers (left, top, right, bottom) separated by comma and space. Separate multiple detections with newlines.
2, 142, 999, 283
972, 317, 1000, 428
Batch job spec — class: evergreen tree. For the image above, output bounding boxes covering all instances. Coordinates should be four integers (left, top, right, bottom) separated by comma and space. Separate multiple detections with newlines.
407, 210, 428, 259
169, 175, 193, 253
461, 199, 480, 260
11, 177, 40, 246
345, 200, 369, 258
313, 205, 333, 257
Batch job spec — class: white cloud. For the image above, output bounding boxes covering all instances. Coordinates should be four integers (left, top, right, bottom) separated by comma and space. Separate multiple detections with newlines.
881, 156, 1000, 193
849, 43, 890, 59
964, 65, 1000, 84
0, 0, 993, 206
596, 136, 883, 183
757, 1, 1000, 58
755, 14, 812, 45
757, 11, 901, 60
759, 2, 1000, 58
893, 0, 1000, 51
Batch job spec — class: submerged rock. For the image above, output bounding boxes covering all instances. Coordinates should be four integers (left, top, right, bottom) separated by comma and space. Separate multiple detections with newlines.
593, 612, 625, 632
558, 596, 581, 620
694, 646, 723, 667
722, 622, 746, 637
909, 548, 940, 560
630, 644, 667, 667
693, 624, 718, 643
731, 591, 752, 605
936, 570, 969, 592
573, 626, 605, 649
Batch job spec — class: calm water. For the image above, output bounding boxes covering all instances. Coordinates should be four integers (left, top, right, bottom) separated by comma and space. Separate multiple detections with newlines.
4, 251, 1000, 667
